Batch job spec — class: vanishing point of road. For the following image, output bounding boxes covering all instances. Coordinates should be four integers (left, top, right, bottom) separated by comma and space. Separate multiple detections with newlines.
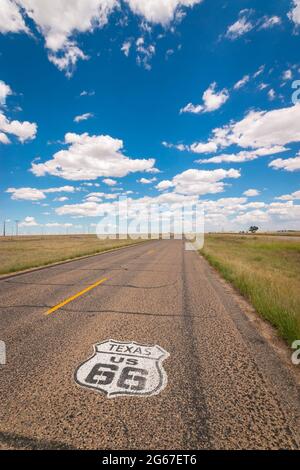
0, 240, 299, 450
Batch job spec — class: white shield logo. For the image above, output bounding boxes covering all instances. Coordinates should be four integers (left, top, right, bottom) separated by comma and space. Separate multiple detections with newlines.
75, 339, 169, 398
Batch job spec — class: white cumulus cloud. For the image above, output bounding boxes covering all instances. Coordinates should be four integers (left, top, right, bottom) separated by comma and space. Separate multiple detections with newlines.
138, 177, 157, 184
289, 0, 300, 25
180, 82, 229, 114
269, 153, 300, 172
156, 168, 240, 195
6, 185, 75, 200
243, 189, 260, 197
103, 178, 117, 186
0, 132, 10, 144
0, 0, 118, 75
125, 0, 203, 25
0, 0, 28, 34
190, 141, 218, 154
260, 16, 281, 29
0, 79, 37, 144
234, 75, 250, 90
31, 132, 156, 181
167, 104, 300, 165
121, 40, 132, 57
226, 10, 254, 40
0, 111, 37, 143
0, 1, 203, 74
276, 190, 300, 201
0, 80, 12, 105
19, 216, 38, 227
7, 187, 46, 201
196, 146, 288, 164
74, 112, 94, 123
192, 104, 300, 153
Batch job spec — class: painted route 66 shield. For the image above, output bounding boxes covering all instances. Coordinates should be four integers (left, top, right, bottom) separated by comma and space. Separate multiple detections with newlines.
75, 339, 169, 398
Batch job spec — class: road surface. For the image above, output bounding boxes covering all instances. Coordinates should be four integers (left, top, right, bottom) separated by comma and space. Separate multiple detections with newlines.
0, 240, 299, 450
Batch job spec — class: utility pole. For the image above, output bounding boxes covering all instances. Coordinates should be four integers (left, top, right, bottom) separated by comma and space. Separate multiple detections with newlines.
3, 220, 6, 237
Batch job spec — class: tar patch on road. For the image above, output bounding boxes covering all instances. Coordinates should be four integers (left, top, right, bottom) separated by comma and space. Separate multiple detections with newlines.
75, 339, 169, 398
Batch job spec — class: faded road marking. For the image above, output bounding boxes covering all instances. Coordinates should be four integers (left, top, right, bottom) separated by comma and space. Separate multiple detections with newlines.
75, 339, 169, 398
46, 278, 108, 315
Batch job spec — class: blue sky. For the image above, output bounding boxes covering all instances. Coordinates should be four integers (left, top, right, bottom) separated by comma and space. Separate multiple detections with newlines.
1, 0, 300, 234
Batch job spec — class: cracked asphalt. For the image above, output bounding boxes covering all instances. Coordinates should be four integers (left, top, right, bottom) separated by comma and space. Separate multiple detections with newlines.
0, 240, 299, 450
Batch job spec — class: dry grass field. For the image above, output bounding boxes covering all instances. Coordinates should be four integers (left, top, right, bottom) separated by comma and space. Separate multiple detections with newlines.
0, 235, 146, 276
201, 234, 300, 345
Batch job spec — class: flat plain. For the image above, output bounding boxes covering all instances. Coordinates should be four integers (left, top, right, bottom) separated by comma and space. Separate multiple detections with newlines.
0, 235, 145, 275
201, 234, 300, 345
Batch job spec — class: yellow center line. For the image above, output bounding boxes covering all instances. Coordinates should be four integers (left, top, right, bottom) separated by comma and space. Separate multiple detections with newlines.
45, 277, 108, 316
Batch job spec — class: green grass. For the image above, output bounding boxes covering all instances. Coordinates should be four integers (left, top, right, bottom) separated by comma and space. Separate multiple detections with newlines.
201, 234, 300, 345
0, 235, 147, 275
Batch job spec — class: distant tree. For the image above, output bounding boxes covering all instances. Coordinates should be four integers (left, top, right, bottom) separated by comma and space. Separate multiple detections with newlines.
249, 226, 259, 234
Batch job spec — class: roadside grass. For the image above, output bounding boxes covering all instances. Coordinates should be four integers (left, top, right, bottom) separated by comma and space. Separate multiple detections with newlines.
0, 235, 147, 275
200, 234, 300, 345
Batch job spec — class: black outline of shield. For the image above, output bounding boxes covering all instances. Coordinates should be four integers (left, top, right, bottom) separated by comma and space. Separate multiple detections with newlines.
74, 339, 170, 398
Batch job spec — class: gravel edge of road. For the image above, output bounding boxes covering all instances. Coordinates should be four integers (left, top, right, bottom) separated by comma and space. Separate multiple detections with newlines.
198, 251, 300, 386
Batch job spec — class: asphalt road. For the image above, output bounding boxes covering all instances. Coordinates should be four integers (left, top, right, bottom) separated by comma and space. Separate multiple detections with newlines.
0, 240, 299, 450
